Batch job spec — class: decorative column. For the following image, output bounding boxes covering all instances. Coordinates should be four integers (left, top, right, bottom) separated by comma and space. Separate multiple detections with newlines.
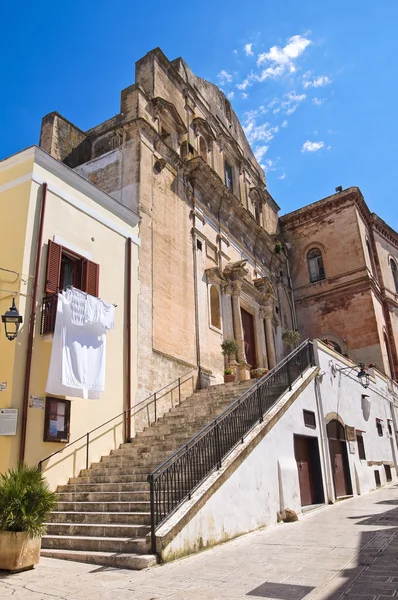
231, 281, 251, 380
256, 308, 269, 369
221, 283, 234, 341
263, 301, 276, 369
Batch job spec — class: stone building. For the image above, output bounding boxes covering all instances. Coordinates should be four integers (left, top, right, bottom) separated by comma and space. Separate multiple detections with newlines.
280, 186, 398, 380
39, 48, 295, 401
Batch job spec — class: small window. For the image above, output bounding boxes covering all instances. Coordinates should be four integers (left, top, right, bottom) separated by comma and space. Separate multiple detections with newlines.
356, 432, 366, 460
225, 161, 234, 192
210, 285, 221, 330
303, 410, 316, 429
388, 420, 393, 436
44, 398, 71, 443
374, 470, 381, 487
196, 239, 203, 251
199, 136, 207, 161
376, 418, 383, 437
390, 259, 398, 293
307, 248, 325, 283
384, 464, 392, 482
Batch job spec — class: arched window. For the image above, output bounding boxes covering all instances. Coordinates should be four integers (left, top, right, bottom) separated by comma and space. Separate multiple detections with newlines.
199, 136, 207, 162
307, 248, 325, 283
390, 259, 398, 293
210, 285, 221, 330
326, 419, 346, 441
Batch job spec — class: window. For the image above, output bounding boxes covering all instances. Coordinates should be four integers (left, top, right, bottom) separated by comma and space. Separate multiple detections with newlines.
199, 136, 207, 161
180, 141, 195, 161
388, 420, 393, 436
209, 285, 221, 330
356, 432, 366, 460
196, 239, 203, 251
44, 398, 71, 443
307, 248, 325, 283
303, 410, 316, 429
45, 240, 99, 297
374, 470, 381, 487
225, 161, 234, 192
376, 418, 383, 437
384, 464, 392, 482
390, 259, 398, 293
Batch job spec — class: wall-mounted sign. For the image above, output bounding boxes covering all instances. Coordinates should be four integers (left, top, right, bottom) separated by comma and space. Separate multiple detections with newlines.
349, 441, 356, 455
0, 382, 7, 392
0, 409, 18, 436
29, 396, 45, 409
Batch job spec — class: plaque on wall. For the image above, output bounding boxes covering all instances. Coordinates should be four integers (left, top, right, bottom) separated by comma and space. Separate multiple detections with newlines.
0, 409, 18, 436
345, 425, 356, 442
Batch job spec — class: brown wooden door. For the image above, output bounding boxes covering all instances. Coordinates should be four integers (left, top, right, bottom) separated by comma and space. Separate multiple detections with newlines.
329, 439, 350, 497
294, 436, 316, 506
241, 308, 257, 369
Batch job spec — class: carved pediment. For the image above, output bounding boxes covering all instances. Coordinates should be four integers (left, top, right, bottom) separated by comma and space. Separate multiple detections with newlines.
254, 276, 276, 301
192, 117, 216, 143
205, 267, 224, 285
223, 260, 248, 282
151, 97, 187, 135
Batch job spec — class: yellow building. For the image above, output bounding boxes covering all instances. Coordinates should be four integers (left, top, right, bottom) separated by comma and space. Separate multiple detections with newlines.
0, 146, 140, 488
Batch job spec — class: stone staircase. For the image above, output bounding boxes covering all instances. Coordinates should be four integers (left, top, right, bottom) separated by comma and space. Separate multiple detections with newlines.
41, 379, 253, 569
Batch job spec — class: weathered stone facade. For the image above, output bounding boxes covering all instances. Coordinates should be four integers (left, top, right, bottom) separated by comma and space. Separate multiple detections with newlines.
280, 187, 398, 380
40, 48, 294, 402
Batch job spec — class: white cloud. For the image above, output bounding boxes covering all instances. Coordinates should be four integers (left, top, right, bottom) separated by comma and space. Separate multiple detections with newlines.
268, 98, 279, 108
217, 70, 233, 85
327, 145, 332, 150
256, 34, 312, 80
312, 97, 325, 105
244, 43, 254, 56
254, 145, 269, 162
301, 140, 325, 152
281, 120, 288, 127
227, 91, 235, 100
273, 108, 280, 114
262, 158, 276, 173
286, 106, 297, 115
233, 49, 238, 55
303, 75, 331, 89
278, 173, 286, 180
237, 79, 251, 90
241, 92, 249, 99
243, 116, 279, 145
281, 91, 306, 115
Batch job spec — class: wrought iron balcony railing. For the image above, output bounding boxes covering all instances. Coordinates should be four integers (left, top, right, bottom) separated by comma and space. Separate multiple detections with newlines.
40, 294, 58, 335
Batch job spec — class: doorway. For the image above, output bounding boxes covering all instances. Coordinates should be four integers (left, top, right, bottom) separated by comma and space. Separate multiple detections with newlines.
294, 435, 324, 506
241, 308, 257, 370
327, 419, 353, 498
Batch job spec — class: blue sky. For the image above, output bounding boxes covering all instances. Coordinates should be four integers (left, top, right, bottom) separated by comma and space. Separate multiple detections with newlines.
1, 1, 397, 227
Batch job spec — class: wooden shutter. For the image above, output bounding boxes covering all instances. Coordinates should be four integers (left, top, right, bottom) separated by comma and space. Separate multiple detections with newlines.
45, 240, 62, 294
83, 260, 100, 297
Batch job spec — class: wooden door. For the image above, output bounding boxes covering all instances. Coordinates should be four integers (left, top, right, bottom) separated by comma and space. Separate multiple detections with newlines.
329, 439, 350, 497
241, 308, 257, 369
294, 436, 316, 506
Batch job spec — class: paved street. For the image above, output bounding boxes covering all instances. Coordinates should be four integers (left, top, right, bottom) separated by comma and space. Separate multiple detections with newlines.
1, 484, 398, 600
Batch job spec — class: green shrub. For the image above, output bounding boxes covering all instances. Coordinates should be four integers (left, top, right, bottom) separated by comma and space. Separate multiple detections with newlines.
0, 464, 56, 537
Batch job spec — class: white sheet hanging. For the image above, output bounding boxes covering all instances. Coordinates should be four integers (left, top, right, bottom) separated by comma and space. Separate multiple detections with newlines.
45, 293, 105, 400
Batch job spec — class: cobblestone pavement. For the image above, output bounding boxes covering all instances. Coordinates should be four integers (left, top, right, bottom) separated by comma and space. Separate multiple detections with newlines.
2, 484, 398, 600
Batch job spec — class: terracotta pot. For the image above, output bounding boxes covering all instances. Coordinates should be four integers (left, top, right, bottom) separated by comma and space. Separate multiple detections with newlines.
0, 531, 41, 572
224, 374, 236, 383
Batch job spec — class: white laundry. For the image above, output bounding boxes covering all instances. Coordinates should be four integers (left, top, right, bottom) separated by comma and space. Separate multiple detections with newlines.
45, 293, 105, 399
85, 294, 115, 330
64, 287, 86, 327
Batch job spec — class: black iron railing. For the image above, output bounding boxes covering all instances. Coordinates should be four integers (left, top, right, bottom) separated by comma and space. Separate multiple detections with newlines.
38, 367, 199, 473
148, 340, 314, 550
41, 294, 58, 335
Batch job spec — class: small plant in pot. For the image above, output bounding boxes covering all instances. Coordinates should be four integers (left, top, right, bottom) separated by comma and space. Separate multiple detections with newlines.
282, 329, 301, 347
221, 338, 239, 383
0, 464, 56, 572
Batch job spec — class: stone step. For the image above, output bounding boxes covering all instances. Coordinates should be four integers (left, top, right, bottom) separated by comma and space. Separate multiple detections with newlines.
55, 501, 150, 513
42, 534, 150, 553
40, 548, 156, 570
72, 473, 148, 483
58, 482, 149, 493
49, 511, 151, 525
55, 491, 149, 502
45, 522, 150, 538
89, 464, 153, 474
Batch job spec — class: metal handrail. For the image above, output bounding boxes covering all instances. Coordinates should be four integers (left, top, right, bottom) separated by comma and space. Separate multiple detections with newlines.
148, 340, 314, 551
38, 367, 198, 472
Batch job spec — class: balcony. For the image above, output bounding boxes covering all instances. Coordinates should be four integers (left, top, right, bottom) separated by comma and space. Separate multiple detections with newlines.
41, 295, 57, 335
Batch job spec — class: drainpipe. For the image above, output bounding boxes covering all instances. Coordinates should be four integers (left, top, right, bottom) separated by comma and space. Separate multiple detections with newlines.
125, 237, 132, 442
312, 340, 334, 503
20, 182, 47, 464
190, 182, 201, 388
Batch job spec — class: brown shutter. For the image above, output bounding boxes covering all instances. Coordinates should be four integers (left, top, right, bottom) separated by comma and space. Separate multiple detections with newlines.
83, 260, 100, 297
45, 240, 62, 294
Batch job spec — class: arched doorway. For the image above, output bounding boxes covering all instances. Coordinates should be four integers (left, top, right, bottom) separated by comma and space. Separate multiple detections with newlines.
327, 419, 352, 498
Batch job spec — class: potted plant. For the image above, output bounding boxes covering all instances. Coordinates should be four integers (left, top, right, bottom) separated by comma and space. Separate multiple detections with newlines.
0, 464, 56, 572
251, 367, 269, 379
282, 329, 301, 347
221, 338, 239, 383
274, 241, 284, 254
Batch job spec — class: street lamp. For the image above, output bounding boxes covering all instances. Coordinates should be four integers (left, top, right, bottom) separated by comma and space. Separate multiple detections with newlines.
335, 362, 371, 389
1, 298, 23, 341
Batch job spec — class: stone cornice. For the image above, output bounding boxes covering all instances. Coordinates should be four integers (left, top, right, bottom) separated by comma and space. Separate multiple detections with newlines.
370, 214, 398, 250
